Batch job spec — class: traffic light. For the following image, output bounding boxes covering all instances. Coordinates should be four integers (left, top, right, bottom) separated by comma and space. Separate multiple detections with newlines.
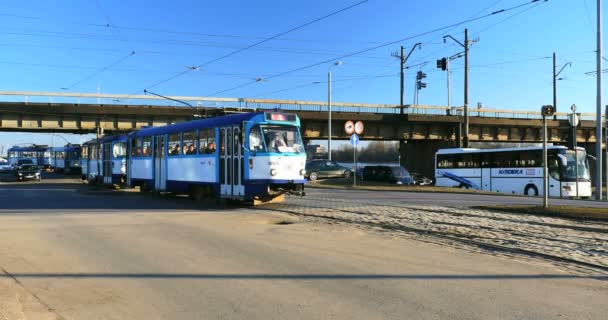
416, 71, 427, 80
436, 57, 447, 71
417, 82, 427, 90
541, 105, 555, 117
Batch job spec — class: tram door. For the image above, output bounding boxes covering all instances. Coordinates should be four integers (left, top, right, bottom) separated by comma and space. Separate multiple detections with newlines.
220, 126, 244, 197
126, 140, 132, 186
154, 135, 166, 191
232, 126, 244, 196
103, 143, 112, 184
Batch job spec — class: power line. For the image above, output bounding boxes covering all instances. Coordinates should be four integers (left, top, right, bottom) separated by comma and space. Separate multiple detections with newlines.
63, 51, 135, 90
205, 0, 550, 96
0, 28, 389, 60
0, 11, 388, 46
143, 0, 369, 90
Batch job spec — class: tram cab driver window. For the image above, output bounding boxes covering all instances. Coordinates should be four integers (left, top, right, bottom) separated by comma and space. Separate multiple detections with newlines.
249, 127, 264, 152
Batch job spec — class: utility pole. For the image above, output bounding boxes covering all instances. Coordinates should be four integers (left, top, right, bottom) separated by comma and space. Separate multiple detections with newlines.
400, 46, 404, 110
444, 29, 476, 148
393, 43, 421, 113
552, 53, 572, 113
464, 28, 469, 148
596, 0, 603, 200
447, 57, 451, 108
553, 53, 557, 111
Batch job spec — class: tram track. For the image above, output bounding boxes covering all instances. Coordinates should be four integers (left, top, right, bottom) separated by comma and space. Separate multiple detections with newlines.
260, 199, 608, 274
290, 196, 608, 234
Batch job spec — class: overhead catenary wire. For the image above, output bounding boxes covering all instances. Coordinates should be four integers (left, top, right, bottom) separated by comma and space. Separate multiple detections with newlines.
142, 0, 370, 91
0, 11, 391, 46
63, 51, 135, 90
206, 0, 550, 96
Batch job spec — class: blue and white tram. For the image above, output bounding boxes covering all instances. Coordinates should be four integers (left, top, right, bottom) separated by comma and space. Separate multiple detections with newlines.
127, 112, 307, 202
100, 135, 128, 185
50, 144, 81, 173
81, 139, 103, 182
8, 145, 48, 166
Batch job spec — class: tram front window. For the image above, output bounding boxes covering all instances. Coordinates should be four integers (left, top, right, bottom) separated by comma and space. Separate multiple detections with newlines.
262, 126, 304, 153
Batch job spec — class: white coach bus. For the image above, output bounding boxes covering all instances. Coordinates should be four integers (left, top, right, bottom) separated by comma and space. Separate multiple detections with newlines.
435, 146, 591, 198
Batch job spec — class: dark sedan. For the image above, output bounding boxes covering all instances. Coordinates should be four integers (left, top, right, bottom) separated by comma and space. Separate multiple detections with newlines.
305, 160, 352, 181
15, 164, 42, 181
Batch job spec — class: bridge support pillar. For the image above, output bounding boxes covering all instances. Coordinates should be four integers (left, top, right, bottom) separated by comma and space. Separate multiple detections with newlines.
399, 140, 458, 179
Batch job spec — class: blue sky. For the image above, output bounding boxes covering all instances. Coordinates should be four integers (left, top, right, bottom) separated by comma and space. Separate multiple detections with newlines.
0, 0, 605, 150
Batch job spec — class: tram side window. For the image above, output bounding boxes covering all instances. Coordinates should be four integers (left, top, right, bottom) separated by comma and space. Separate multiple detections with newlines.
113, 142, 126, 158
131, 138, 142, 157
168, 133, 181, 156
198, 129, 216, 154
183, 131, 197, 155
82, 146, 88, 159
90, 146, 97, 160
142, 137, 153, 157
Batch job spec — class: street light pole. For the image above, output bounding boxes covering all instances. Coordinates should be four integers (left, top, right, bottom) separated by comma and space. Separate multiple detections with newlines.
596, 0, 603, 200
543, 114, 549, 208
570, 104, 580, 199
327, 61, 343, 160
464, 28, 469, 148
328, 70, 332, 160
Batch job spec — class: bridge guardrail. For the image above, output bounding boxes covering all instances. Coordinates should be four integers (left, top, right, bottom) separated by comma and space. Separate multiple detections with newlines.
0, 90, 604, 122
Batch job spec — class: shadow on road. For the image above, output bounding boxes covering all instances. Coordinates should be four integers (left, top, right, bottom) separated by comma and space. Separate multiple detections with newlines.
0, 178, 248, 211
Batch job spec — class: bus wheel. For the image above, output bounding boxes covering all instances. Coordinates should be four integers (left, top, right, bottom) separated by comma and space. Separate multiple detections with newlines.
524, 184, 538, 196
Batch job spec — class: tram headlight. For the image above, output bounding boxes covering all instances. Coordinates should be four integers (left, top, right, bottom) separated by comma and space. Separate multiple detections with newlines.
300, 169, 306, 176
270, 169, 277, 176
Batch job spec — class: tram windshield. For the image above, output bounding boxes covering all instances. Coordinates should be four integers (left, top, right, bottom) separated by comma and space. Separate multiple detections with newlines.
252, 125, 303, 153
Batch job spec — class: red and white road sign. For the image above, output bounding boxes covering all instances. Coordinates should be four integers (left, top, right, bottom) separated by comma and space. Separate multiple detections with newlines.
354, 121, 364, 135
344, 121, 355, 134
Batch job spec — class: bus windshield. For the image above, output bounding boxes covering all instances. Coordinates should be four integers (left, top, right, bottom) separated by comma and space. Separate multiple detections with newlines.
260, 125, 304, 153
558, 150, 590, 182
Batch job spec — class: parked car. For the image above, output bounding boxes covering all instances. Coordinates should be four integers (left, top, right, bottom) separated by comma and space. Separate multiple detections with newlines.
305, 160, 352, 181
362, 165, 415, 185
15, 164, 42, 181
0, 158, 12, 173
411, 173, 433, 186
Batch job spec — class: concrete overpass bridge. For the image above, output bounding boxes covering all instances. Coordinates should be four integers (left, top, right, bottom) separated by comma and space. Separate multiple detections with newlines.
0, 90, 605, 177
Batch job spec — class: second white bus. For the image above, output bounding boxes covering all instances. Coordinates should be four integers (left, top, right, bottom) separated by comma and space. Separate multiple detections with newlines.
435, 146, 591, 198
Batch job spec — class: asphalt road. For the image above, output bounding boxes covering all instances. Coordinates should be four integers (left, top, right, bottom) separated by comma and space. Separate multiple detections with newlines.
0, 175, 606, 319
